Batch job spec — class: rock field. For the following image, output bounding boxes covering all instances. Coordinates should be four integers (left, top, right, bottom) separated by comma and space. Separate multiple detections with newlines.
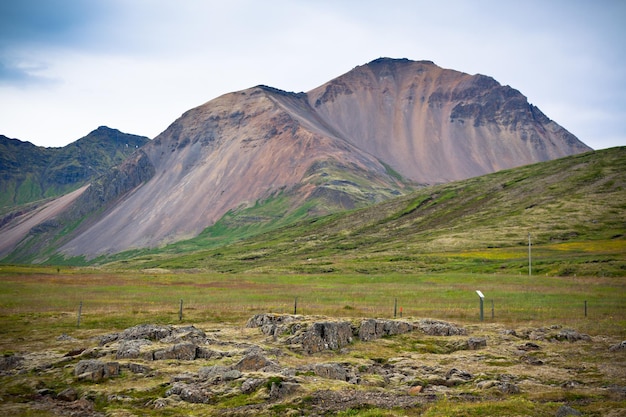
1, 314, 624, 416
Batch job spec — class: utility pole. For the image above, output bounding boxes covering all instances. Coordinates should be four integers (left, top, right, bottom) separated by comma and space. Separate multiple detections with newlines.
528, 232, 532, 277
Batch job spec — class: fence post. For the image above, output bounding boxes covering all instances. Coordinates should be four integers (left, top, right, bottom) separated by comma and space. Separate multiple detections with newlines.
179, 299, 183, 321
584, 300, 587, 317
394, 298, 397, 318
491, 299, 494, 319
77, 301, 83, 328
294, 297, 298, 315
476, 290, 485, 322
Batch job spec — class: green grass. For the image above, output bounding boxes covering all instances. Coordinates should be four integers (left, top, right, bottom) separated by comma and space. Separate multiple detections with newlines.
0, 266, 624, 416
3, 150, 626, 416
0, 267, 623, 343
421, 397, 553, 417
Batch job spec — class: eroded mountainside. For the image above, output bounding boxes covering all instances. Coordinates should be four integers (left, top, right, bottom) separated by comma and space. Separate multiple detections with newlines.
309, 58, 588, 183
1, 58, 591, 262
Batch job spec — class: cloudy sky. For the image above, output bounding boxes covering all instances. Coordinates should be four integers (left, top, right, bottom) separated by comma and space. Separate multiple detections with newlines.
0, 0, 624, 150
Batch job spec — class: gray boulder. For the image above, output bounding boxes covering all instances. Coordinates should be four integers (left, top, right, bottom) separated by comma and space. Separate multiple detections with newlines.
56, 387, 78, 402
416, 319, 467, 336
445, 368, 473, 386
196, 347, 222, 359
300, 322, 353, 354
554, 329, 591, 342
116, 339, 151, 359
74, 359, 120, 381
314, 363, 348, 381
447, 337, 487, 352
498, 381, 521, 394
160, 325, 209, 344
555, 405, 582, 416
234, 352, 275, 371
152, 342, 197, 361
246, 313, 301, 337
126, 363, 151, 374
0, 354, 23, 372
269, 381, 299, 400
166, 382, 211, 403
358, 319, 413, 342
222, 369, 243, 381
467, 337, 487, 350
198, 365, 232, 382
241, 378, 265, 394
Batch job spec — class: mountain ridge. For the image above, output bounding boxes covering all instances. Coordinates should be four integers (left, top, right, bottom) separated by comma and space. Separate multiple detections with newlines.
0, 126, 150, 212
0, 58, 592, 262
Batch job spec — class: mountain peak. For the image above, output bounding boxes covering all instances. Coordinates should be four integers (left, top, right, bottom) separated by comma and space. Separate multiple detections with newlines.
1, 58, 593, 261
367, 57, 435, 66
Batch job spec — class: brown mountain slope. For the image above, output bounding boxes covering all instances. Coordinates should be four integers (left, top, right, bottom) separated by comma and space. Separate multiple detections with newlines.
2, 58, 591, 261
309, 58, 590, 183
58, 86, 407, 257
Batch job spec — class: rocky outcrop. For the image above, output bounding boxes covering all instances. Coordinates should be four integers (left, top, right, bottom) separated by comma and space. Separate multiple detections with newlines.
246, 313, 303, 338
313, 363, 349, 381
166, 382, 212, 404
101, 324, 210, 346
18, 318, 617, 415
299, 321, 354, 354
152, 342, 197, 361
74, 360, 120, 381
359, 318, 413, 341
0, 354, 23, 372
102, 324, 223, 362
555, 405, 582, 416
234, 352, 276, 372
416, 319, 467, 336
515, 326, 592, 342
246, 314, 465, 353
447, 337, 488, 351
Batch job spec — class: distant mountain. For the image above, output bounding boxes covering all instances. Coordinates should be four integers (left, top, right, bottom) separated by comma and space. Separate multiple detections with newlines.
0, 58, 591, 263
0, 126, 150, 212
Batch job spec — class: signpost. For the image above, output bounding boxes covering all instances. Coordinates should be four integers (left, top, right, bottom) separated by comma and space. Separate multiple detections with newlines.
476, 290, 485, 321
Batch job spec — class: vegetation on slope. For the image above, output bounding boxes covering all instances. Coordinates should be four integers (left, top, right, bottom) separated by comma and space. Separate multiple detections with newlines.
0, 127, 149, 214
103, 147, 625, 276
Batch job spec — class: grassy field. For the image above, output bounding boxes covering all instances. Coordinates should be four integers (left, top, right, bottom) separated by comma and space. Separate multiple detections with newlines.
0, 267, 625, 416
1, 150, 624, 415
1, 266, 624, 340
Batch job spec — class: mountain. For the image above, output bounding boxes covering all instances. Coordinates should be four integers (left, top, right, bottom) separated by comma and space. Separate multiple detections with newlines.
122, 147, 625, 277
0, 58, 591, 263
309, 58, 590, 183
0, 126, 150, 212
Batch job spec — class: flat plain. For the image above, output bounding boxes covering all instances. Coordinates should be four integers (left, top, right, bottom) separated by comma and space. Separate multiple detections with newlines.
0, 266, 624, 416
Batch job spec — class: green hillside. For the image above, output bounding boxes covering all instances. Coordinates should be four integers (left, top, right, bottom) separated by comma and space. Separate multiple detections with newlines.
0, 127, 149, 213
101, 147, 625, 276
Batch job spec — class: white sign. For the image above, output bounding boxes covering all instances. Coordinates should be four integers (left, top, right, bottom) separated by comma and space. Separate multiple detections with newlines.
476, 290, 485, 299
